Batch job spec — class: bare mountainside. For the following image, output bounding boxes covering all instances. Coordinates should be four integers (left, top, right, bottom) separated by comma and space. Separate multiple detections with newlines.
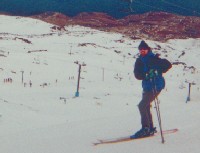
32, 11, 200, 41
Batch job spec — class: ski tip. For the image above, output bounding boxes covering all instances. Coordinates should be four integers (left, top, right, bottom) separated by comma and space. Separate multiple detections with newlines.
93, 143, 99, 146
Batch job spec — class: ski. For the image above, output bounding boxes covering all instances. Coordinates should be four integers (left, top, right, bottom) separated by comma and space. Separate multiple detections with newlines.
93, 128, 178, 146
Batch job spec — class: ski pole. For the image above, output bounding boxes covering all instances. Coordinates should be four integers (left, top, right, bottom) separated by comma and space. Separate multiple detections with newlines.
151, 78, 165, 144
154, 93, 165, 143
186, 83, 191, 103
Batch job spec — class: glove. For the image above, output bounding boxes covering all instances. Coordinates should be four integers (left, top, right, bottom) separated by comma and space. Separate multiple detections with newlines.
145, 69, 158, 80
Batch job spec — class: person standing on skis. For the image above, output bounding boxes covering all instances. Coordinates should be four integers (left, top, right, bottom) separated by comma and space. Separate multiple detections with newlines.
132, 40, 172, 138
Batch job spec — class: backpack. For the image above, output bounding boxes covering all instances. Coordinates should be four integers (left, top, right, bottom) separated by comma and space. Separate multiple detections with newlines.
140, 53, 165, 92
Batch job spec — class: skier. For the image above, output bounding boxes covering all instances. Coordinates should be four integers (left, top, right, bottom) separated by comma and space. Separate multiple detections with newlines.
132, 40, 172, 138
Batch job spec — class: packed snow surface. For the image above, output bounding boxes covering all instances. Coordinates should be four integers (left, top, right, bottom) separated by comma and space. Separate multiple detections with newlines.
0, 15, 200, 153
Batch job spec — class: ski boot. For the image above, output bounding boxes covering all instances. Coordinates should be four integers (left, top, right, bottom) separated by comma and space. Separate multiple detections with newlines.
130, 127, 150, 139
150, 127, 157, 135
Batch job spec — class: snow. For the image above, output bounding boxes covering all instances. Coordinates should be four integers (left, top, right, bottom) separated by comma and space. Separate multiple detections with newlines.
0, 14, 200, 153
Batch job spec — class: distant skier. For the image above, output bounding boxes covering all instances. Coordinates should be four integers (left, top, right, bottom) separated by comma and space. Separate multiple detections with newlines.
132, 40, 172, 138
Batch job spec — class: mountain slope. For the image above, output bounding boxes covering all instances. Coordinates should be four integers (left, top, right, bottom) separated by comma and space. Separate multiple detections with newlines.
32, 11, 200, 41
0, 15, 200, 153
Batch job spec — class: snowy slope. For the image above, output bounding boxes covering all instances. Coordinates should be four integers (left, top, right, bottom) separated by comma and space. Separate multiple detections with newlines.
0, 14, 200, 153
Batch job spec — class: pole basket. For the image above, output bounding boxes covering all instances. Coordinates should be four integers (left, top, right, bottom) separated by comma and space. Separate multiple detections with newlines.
75, 91, 79, 97
186, 96, 190, 102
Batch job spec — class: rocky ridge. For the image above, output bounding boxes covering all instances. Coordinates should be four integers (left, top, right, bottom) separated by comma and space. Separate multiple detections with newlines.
32, 11, 200, 41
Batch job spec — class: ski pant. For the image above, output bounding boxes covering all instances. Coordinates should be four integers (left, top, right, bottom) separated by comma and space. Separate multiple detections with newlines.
138, 90, 160, 129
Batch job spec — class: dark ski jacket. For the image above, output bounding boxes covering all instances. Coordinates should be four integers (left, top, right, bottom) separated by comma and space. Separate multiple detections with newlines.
134, 51, 172, 92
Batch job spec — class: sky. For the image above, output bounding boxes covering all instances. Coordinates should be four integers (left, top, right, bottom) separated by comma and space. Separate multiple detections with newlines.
0, 14, 200, 153
0, 0, 200, 18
